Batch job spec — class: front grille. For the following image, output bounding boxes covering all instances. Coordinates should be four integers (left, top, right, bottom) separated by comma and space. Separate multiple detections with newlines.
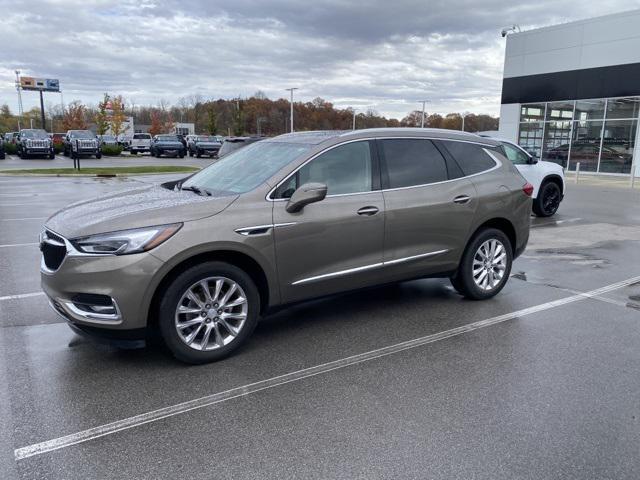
78, 140, 97, 149
28, 140, 49, 148
41, 230, 67, 271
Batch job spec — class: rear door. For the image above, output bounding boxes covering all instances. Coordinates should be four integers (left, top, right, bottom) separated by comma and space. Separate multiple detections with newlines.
379, 138, 478, 279
272, 140, 386, 303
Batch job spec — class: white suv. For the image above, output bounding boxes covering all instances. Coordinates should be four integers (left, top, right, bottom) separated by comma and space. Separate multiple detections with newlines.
129, 133, 152, 154
488, 138, 565, 217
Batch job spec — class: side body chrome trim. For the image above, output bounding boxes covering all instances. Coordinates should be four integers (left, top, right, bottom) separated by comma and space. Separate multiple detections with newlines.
291, 249, 449, 286
234, 222, 297, 236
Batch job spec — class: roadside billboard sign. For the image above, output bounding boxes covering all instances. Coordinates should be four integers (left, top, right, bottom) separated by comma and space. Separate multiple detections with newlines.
20, 77, 60, 92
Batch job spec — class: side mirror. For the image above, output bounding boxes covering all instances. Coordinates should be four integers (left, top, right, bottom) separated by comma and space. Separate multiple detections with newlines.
528, 155, 538, 165
285, 182, 327, 213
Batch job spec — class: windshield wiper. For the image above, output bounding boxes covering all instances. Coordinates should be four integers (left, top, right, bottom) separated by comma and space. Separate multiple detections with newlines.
180, 185, 212, 196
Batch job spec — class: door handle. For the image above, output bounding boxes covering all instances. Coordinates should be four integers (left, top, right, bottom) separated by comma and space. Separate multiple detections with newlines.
357, 206, 379, 216
453, 195, 471, 204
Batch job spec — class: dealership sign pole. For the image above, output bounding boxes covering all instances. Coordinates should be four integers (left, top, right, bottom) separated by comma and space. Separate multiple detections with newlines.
18, 76, 60, 130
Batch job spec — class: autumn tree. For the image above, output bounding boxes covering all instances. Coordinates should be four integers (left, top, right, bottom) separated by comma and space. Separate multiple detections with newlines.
95, 93, 110, 135
62, 101, 88, 130
206, 104, 218, 134
109, 95, 127, 139
149, 110, 163, 136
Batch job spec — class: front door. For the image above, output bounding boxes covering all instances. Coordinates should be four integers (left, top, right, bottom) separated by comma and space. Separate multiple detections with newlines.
272, 140, 385, 303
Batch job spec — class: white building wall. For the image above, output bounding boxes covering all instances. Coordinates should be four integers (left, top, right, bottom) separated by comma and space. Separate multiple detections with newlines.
503, 10, 640, 79
498, 104, 520, 142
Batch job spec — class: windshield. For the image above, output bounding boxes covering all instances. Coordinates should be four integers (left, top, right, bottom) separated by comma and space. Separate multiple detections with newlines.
182, 141, 311, 195
157, 135, 179, 141
22, 130, 49, 139
101, 135, 115, 141
133, 134, 150, 139
70, 131, 95, 139
197, 136, 218, 142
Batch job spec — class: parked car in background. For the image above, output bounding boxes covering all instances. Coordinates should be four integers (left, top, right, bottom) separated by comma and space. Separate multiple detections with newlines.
40, 128, 532, 363
150, 134, 186, 158
129, 133, 152, 154
177, 134, 187, 148
189, 135, 222, 158
484, 136, 565, 217
218, 136, 263, 158
98, 134, 118, 147
4, 132, 19, 144
63, 130, 101, 159
17, 129, 55, 159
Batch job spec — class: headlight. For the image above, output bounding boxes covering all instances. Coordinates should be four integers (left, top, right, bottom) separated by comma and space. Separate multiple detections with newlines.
71, 223, 182, 255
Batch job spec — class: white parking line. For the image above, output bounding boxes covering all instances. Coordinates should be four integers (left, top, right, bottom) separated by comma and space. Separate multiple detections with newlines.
531, 217, 582, 228
0, 292, 44, 301
0, 243, 39, 248
13, 274, 640, 461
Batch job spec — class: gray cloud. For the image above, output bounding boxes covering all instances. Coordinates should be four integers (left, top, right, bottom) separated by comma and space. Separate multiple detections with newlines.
1, 0, 638, 119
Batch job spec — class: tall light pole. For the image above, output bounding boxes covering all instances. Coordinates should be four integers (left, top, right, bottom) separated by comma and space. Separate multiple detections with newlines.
15, 70, 24, 130
352, 108, 356, 130
285, 87, 298, 132
461, 111, 470, 132
419, 100, 428, 128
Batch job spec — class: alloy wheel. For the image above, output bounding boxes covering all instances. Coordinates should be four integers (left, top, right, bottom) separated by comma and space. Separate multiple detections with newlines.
472, 239, 507, 291
174, 276, 248, 351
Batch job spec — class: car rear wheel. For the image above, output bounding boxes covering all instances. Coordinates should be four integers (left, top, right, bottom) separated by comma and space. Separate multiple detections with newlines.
533, 181, 561, 217
158, 261, 260, 364
450, 228, 512, 300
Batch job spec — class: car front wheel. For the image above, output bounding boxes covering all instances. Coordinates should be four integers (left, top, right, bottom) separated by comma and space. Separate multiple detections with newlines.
158, 261, 260, 364
450, 228, 512, 300
533, 181, 561, 217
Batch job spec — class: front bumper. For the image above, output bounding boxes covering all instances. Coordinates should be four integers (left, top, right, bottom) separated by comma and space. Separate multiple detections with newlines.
24, 148, 53, 155
41, 237, 164, 331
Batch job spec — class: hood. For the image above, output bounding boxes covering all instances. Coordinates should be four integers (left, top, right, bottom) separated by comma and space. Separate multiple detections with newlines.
45, 184, 238, 238
156, 140, 183, 147
197, 141, 221, 147
538, 160, 565, 174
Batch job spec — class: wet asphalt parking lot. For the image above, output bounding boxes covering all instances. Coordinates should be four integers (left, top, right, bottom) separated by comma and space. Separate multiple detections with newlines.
1, 171, 640, 479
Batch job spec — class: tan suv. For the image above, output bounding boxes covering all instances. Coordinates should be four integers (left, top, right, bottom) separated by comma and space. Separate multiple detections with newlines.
41, 128, 532, 363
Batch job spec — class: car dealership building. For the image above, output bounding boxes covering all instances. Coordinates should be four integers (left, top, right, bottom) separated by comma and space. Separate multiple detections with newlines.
498, 10, 640, 177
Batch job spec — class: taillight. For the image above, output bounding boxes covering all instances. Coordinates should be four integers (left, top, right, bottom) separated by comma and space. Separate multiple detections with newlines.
522, 182, 534, 197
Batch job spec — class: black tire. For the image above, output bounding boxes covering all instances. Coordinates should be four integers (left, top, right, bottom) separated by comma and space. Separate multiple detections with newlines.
158, 261, 260, 364
450, 228, 513, 300
196, 149, 201, 158
533, 181, 561, 217
131, 150, 137, 155
96, 153, 102, 159
49, 152, 55, 159
180, 152, 185, 158
63, 147, 69, 157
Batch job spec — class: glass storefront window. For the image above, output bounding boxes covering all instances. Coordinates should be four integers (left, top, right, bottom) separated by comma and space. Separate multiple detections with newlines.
606, 98, 640, 120
518, 122, 544, 158
545, 101, 574, 121
541, 120, 572, 167
599, 119, 637, 174
569, 121, 603, 172
517, 97, 640, 174
520, 104, 545, 122
574, 99, 605, 121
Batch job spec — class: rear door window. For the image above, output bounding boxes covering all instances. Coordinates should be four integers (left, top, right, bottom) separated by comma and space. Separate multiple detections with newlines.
501, 142, 530, 165
440, 141, 497, 175
379, 138, 448, 188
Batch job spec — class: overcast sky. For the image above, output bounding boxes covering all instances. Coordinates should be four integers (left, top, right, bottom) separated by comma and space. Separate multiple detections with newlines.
1, 0, 639, 119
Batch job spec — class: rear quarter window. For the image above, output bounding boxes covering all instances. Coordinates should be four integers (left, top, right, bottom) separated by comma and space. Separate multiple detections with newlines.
380, 138, 448, 188
441, 141, 497, 176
